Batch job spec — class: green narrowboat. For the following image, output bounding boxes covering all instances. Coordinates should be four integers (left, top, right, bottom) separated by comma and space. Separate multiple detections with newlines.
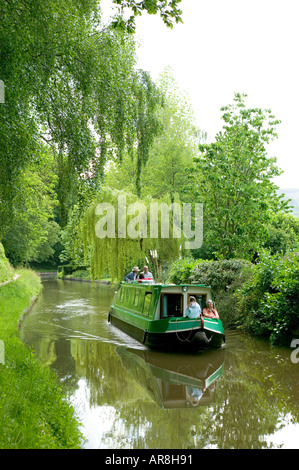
108, 281, 225, 351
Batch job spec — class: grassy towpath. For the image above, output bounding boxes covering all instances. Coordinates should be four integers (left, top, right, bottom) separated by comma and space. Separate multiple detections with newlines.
0, 246, 83, 449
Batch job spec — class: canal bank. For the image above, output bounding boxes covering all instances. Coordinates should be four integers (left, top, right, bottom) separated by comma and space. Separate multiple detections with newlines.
0, 244, 83, 449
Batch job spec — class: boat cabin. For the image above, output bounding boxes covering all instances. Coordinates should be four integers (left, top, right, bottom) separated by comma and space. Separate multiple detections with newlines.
110, 281, 224, 350
114, 282, 212, 320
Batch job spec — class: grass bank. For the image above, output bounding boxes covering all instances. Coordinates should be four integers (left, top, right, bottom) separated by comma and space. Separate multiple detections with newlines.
0, 264, 83, 448
58, 266, 113, 284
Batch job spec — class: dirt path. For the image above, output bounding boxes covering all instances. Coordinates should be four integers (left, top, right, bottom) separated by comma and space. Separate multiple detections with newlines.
0, 274, 20, 288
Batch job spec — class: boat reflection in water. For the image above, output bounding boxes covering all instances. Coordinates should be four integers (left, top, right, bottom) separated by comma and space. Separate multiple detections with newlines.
117, 347, 225, 409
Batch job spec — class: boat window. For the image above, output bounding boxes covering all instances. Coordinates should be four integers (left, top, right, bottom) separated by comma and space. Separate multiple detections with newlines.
143, 292, 152, 316
118, 287, 124, 303
187, 294, 207, 310
125, 287, 130, 302
134, 289, 140, 307
161, 294, 183, 318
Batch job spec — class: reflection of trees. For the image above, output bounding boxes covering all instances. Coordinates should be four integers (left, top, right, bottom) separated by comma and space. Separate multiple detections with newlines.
29, 330, 299, 449
51, 339, 76, 380
107, 405, 213, 449
102, 337, 299, 449
210, 336, 299, 449
71, 340, 145, 407
66, 333, 299, 449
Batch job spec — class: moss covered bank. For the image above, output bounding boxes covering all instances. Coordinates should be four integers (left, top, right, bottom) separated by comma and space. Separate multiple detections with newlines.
0, 243, 82, 448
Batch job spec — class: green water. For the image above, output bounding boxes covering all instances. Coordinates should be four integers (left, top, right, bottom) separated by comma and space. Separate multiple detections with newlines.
21, 279, 299, 449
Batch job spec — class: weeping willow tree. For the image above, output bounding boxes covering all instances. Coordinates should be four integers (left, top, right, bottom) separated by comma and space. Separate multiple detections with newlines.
0, 0, 163, 235
74, 187, 183, 281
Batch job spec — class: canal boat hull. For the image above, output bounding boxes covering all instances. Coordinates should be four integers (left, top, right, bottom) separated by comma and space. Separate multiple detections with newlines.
109, 282, 225, 352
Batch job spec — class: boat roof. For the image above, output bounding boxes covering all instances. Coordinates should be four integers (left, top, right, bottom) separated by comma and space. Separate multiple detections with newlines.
119, 281, 211, 289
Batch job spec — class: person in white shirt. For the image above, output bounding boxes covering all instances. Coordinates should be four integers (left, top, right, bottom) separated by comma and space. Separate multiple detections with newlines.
141, 265, 153, 280
184, 296, 201, 319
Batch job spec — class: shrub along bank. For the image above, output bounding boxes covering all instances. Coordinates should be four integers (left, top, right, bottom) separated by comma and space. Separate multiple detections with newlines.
236, 251, 299, 345
0, 245, 82, 448
167, 253, 299, 345
167, 257, 254, 328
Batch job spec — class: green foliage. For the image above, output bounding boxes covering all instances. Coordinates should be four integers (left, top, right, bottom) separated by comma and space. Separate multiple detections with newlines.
0, 0, 164, 231
105, 68, 201, 201
111, 0, 183, 32
236, 251, 299, 344
193, 93, 290, 260
64, 268, 92, 280
167, 258, 199, 284
141, 68, 201, 202
191, 259, 253, 292
0, 0, 97, 229
0, 268, 82, 448
1, 147, 60, 266
0, 242, 13, 283
66, 186, 182, 281
168, 257, 253, 291
59, 204, 87, 268
167, 257, 254, 326
0, 1, 183, 273
190, 259, 254, 328
33, 221, 62, 265
168, 253, 299, 342
263, 212, 299, 255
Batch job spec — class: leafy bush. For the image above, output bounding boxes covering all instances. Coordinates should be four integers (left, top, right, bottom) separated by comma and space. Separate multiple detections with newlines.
167, 258, 200, 285
167, 257, 254, 326
168, 257, 252, 290
263, 212, 299, 255
236, 250, 299, 344
190, 259, 253, 292
168, 252, 299, 343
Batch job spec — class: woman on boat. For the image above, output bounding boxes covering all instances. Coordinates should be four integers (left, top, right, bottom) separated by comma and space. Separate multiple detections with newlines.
202, 300, 219, 319
184, 296, 201, 319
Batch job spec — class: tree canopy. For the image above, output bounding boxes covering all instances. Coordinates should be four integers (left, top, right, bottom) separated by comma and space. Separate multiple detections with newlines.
64, 186, 182, 281
0, 0, 163, 234
111, 0, 183, 32
105, 68, 201, 201
1, 1, 297, 279
193, 93, 290, 260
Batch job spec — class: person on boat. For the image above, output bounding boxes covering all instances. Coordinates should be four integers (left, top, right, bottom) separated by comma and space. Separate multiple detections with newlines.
124, 266, 140, 282
202, 300, 219, 319
141, 265, 153, 280
186, 386, 205, 406
137, 272, 154, 283
184, 296, 201, 319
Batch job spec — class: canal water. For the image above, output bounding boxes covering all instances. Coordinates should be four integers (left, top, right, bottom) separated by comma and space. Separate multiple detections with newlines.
21, 279, 299, 449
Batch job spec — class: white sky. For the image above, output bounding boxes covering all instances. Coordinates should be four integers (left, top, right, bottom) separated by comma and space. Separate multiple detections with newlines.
102, 0, 299, 189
